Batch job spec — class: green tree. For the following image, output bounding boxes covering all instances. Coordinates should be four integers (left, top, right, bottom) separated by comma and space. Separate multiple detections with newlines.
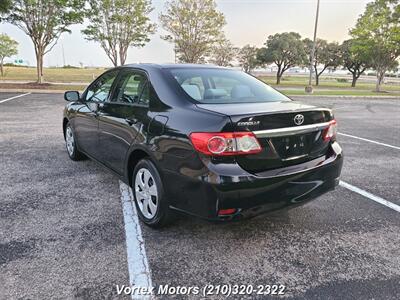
257, 32, 307, 84
0, 0, 11, 13
3, 0, 84, 83
0, 33, 18, 76
83, 0, 155, 67
341, 39, 371, 87
160, 0, 226, 63
237, 45, 259, 73
350, 0, 400, 92
304, 38, 342, 86
208, 37, 237, 67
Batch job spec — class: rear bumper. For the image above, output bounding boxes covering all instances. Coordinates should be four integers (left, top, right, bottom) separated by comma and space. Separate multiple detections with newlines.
165, 142, 343, 221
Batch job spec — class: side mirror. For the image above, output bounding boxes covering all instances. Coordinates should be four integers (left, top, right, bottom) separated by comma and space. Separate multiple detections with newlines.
64, 91, 80, 102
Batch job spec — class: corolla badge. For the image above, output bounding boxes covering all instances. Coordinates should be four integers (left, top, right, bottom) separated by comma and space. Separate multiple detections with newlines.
237, 120, 260, 126
294, 114, 305, 126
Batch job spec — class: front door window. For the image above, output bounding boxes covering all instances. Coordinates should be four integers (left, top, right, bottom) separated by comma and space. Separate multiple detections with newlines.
85, 71, 118, 102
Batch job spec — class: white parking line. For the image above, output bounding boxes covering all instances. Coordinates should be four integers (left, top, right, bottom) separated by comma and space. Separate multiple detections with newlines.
0, 92, 31, 104
340, 181, 400, 213
119, 181, 153, 300
338, 132, 400, 150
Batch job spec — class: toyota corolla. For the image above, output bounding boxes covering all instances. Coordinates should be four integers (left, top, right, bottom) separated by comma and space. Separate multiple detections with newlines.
63, 64, 343, 227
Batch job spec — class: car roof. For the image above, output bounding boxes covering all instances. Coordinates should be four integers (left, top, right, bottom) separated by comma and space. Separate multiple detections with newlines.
121, 63, 228, 71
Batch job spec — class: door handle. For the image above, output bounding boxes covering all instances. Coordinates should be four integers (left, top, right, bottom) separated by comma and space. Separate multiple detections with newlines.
125, 118, 138, 125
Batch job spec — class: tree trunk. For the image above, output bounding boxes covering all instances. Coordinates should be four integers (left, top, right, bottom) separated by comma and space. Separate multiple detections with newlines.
315, 65, 328, 86
276, 65, 282, 84
314, 65, 319, 86
276, 74, 281, 84
119, 46, 126, 66
351, 73, 357, 87
120, 52, 125, 66
34, 43, 45, 84
108, 51, 118, 67
103, 45, 118, 66
31, 38, 46, 84
0, 58, 4, 76
36, 52, 44, 84
40, 54, 44, 83
375, 69, 385, 92
109, 47, 118, 67
120, 45, 129, 66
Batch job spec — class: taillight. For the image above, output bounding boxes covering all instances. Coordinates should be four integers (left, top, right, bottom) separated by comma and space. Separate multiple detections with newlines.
189, 132, 262, 156
218, 208, 237, 216
322, 120, 337, 142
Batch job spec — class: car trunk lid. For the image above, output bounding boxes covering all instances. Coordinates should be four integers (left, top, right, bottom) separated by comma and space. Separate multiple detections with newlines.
196, 101, 334, 173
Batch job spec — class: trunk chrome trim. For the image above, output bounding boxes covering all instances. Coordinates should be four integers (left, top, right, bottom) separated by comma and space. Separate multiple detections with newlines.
281, 154, 308, 161
253, 122, 331, 138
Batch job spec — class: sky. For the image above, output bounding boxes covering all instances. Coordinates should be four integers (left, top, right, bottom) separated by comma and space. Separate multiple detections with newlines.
0, 0, 372, 67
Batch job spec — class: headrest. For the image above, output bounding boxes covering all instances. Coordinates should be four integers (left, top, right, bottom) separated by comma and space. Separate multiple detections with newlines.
181, 84, 202, 100
231, 85, 252, 99
204, 88, 228, 99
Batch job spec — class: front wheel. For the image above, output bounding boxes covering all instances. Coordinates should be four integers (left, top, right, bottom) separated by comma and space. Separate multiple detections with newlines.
132, 159, 173, 228
65, 123, 85, 161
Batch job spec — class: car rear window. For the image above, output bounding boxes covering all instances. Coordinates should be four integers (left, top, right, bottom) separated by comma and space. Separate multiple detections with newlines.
167, 68, 290, 104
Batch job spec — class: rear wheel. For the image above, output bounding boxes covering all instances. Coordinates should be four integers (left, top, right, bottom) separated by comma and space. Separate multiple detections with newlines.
65, 123, 85, 161
132, 159, 172, 228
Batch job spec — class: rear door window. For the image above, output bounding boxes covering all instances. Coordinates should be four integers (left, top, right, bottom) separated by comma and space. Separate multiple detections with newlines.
112, 71, 149, 106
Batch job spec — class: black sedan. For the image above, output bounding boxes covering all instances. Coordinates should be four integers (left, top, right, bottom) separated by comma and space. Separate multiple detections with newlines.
63, 64, 343, 227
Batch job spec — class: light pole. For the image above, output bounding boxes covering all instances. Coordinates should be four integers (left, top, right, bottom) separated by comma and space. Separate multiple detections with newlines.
305, 0, 320, 93
61, 43, 66, 67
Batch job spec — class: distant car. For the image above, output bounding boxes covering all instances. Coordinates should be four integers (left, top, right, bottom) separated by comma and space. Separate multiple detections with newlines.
63, 64, 343, 227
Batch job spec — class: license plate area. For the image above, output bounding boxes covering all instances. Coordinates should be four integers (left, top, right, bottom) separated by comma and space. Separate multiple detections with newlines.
270, 133, 313, 160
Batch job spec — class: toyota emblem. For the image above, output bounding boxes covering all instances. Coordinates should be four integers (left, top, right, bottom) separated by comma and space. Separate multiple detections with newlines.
294, 114, 304, 126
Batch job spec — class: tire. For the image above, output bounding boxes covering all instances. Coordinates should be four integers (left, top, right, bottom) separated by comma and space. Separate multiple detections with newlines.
132, 159, 173, 228
65, 123, 85, 161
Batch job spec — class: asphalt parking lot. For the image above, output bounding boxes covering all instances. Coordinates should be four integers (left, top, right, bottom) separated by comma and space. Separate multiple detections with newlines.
0, 92, 399, 300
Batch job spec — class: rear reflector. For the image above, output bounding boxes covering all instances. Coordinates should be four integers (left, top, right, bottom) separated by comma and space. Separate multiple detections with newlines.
322, 120, 337, 142
218, 208, 237, 216
189, 132, 262, 156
